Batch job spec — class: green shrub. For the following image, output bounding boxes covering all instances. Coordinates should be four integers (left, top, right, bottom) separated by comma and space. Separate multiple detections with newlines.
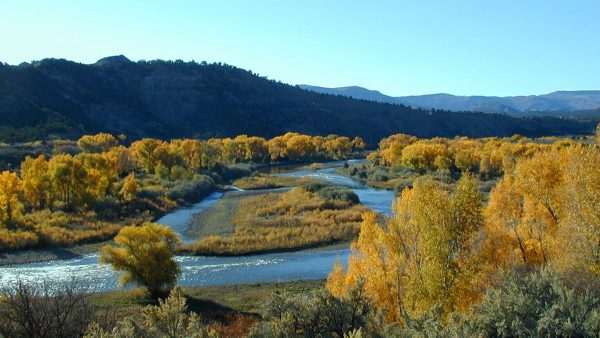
469, 268, 599, 337
368, 168, 389, 182
302, 183, 359, 204
384, 269, 600, 338
250, 285, 374, 338
217, 164, 253, 181
168, 175, 215, 202
318, 186, 360, 204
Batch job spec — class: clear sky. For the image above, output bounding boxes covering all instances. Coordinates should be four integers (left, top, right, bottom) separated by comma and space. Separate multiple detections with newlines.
1, 0, 599, 96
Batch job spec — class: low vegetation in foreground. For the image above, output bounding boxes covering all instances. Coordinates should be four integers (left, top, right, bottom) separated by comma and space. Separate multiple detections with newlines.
185, 183, 368, 255
0, 279, 323, 338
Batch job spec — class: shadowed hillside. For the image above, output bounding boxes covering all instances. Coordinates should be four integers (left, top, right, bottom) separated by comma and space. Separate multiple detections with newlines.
0, 57, 594, 143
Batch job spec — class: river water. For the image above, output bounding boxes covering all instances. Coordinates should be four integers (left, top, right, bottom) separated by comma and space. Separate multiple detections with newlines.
0, 161, 394, 292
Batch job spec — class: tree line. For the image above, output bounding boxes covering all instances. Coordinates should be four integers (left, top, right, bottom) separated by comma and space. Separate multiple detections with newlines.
370, 133, 587, 178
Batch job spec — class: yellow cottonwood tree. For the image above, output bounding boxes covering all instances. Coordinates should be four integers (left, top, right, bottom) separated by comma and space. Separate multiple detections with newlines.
0, 171, 22, 223
329, 175, 483, 323
120, 172, 138, 202
352, 136, 366, 152
483, 152, 564, 269
77, 133, 119, 153
100, 223, 181, 298
482, 176, 534, 268
47, 154, 88, 210
21, 155, 50, 210
555, 146, 600, 276
483, 146, 599, 278
131, 138, 165, 174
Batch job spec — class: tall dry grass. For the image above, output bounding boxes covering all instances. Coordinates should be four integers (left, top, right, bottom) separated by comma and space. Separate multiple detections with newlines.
187, 187, 368, 255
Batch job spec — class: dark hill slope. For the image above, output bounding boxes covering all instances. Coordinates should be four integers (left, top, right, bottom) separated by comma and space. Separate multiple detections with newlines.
0, 58, 594, 143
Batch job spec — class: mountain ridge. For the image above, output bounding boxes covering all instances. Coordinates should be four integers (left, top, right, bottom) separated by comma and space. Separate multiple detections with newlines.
299, 85, 600, 116
0, 56, 594, 143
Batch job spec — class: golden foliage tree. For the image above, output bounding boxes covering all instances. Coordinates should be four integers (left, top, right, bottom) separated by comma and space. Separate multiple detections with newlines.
553, 146, 600, 277
21, 155, 50, 209
330, 175, 483, 323
286, 134, 316, 161
483, 145, 599, 278
76, 133, 119, 153
47, 154, 88, 210
0, 171, 22, 223
120, 172, 138, 202
100, 223, 181, 298
483, 150, 566, 270
352, 136, 366, 152
130, 138, 165, 174
77, 152, 119, 203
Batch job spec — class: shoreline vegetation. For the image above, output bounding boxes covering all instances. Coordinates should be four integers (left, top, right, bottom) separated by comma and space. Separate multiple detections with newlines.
183, 184, 367, 256
231, 174, 318, 190
0, 132, 366, 261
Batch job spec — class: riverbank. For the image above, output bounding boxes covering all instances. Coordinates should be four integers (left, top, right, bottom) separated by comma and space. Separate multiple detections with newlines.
0, 241, 108, 266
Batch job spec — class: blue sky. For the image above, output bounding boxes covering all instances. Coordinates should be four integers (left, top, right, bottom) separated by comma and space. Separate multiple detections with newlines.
1, 0, 599, 96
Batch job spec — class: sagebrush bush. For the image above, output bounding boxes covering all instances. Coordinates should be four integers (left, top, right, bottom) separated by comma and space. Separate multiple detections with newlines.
302, 183, 359, 204
470, 268, 599, 337
168, 175, 215, 201
386, 268, 600, 338
250, 284, 374, 338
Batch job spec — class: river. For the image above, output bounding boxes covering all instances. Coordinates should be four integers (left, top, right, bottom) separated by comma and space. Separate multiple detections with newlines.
0, 161, 394, 292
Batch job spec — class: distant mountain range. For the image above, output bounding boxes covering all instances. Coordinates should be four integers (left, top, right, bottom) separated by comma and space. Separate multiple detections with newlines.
299, 85, 600, 118
0, 56, 595, 144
